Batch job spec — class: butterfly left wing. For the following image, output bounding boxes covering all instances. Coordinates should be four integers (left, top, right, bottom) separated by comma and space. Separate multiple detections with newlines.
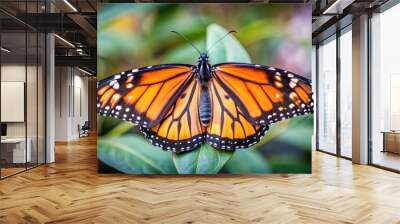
97, 64, 194, 128
140, 78, 206, 153
212, 63, 313, 126
206, 78, 269, 150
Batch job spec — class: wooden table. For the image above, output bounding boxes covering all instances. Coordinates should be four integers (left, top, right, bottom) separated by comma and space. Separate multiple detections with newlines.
381, 131, 400, 154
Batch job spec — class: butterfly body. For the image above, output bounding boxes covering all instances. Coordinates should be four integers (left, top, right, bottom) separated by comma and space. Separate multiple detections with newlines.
196, 53, 213, 127
98, 59, 313, 153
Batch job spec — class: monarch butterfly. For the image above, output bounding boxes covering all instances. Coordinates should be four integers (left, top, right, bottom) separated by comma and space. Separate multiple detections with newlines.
97, 31, 313, 153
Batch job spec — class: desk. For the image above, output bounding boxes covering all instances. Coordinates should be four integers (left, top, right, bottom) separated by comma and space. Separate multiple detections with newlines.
382, 131, 400, 154
1, 138, 31, 163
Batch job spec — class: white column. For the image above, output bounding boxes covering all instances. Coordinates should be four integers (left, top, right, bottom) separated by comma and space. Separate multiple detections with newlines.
46, 33, 55, 163
352, 14, 369, 164
45, 1, 55, 163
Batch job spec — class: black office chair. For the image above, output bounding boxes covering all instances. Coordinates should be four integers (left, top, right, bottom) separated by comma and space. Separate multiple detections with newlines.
78, 121, 90, 138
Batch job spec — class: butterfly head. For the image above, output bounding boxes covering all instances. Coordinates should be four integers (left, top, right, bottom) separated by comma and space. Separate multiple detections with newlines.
197, 53, 212, 83
198, 53, 209, 62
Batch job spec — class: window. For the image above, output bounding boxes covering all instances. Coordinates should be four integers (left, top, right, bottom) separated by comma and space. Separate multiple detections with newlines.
317, 36, 337, 154
370, 3, 400, 171
339, 28, 352, 158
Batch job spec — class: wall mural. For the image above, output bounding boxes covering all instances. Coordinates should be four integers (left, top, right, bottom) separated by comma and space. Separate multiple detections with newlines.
97, 3, 313, 174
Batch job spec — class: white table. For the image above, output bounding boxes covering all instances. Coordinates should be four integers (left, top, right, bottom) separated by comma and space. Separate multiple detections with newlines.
1, 138, 31, 163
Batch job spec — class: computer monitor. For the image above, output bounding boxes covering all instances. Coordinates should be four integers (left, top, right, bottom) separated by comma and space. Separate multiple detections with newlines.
1, 123, 7, 137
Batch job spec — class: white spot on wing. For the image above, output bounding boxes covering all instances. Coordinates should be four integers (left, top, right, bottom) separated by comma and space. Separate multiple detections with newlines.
109, 80, 117, 86
113, 83, 120, 90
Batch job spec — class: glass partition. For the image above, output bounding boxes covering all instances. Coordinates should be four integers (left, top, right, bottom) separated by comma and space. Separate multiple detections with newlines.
27, 30, 38, 169
0, 1, 46, 179
1, 30, 28, 177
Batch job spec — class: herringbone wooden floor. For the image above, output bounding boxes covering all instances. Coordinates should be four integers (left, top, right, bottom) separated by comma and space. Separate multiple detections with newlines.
1, 136, 400, 224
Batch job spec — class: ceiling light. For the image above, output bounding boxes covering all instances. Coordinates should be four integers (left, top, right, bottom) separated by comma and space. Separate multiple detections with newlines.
322, 0, 355, 15
323, 0, 342, 15
63, 0, 78, 12
1, 47, 11, 53
54, 34, 75, 48
78, 67, 93, 76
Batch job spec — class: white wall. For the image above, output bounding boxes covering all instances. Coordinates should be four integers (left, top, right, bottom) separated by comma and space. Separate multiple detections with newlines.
55, 66, 69, 141
71, 73, 89, 138
54, 66, 89, 141
0, 65, 40, 138
1, 63, 46, 164
1, 65, 25, 139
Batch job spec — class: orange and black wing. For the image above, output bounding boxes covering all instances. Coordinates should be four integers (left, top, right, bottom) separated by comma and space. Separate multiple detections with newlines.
206, 78, 269, 150
140, 78, 206, 152
212, 63, 313, 126
97, 64, 194, 128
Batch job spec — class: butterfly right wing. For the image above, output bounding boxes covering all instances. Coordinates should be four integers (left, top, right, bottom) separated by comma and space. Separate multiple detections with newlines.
97, 64, 194, 128
212, 63, 313, 126
140, 78, 206, 152
206, 78, 269, 150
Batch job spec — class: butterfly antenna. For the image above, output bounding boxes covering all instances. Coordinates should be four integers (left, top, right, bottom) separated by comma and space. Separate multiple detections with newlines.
206, 30, 237, 54
170, 31, 202, 55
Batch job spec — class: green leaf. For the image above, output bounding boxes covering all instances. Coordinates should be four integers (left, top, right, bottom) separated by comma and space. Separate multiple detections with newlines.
98, 134, 177, 174
206, 24, 251, 64
223, 150, 271, 174
104, 122, 136, 137
97, 115, 125, 136
237, 19, 284, 45
97, 31, 139, 58
270, 115, 313, 150
173, 144, 233, 174
252, 116, 299, 150
98, 4, 159, 30
163, 39, 205, 64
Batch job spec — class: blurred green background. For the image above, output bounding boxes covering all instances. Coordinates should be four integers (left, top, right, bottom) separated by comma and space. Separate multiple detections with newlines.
98, 3, 311, 80
97, 3, 313, 174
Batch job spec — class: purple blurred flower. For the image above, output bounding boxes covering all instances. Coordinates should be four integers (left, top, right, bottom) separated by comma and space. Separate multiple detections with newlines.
274, 41, 310, 78
287, 5, 311, 42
